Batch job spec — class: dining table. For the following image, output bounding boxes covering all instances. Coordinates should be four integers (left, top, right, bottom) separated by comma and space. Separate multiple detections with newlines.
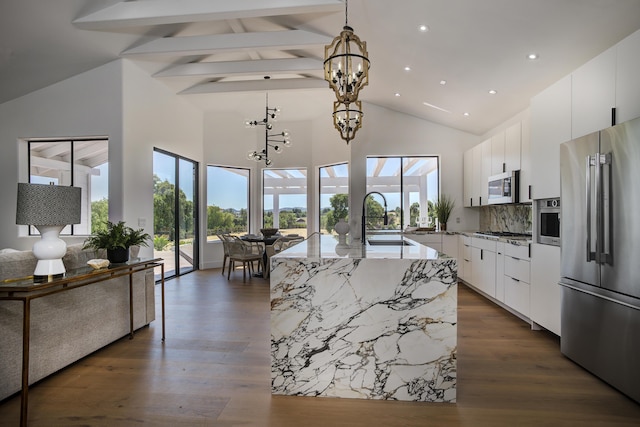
239, 234, 281, 277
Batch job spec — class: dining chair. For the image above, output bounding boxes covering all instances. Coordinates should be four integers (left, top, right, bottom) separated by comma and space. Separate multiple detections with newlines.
217, 234, 232, 276
227, 237, 265, 282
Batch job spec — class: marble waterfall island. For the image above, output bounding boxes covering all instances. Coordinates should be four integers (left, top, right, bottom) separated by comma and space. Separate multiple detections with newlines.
270, 235, 457, 402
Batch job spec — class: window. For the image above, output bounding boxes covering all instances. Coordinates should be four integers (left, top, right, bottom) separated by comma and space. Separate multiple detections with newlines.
366, 156, 439, 230
27, 138, 109, 235
319, 163, 349, 234
206, 165, 250, 240
263, 168, 307, 237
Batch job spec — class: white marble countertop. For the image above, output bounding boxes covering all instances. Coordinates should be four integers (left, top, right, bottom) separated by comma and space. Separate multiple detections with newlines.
272, 234, 449, 260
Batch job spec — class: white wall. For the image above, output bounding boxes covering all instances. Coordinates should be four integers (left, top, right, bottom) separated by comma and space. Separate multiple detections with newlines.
0, 61, 123, 250
121, 60, 204, 260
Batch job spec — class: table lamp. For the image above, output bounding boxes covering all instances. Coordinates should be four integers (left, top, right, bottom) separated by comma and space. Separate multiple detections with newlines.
16, 183, 81, 279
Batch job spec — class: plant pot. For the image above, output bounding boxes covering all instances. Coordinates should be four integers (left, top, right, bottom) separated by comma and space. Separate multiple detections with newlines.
107, 247, 129, 264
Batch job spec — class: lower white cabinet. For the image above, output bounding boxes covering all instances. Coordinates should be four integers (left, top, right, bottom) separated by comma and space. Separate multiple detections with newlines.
503, 243, 531, 318
459, 235, 472, 282
495, 242, 505, 303
470, 237, 497, 298
530, 243, 561, 336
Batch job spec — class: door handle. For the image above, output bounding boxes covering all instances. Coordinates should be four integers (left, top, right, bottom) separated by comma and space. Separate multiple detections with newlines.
598, 153, 613, 265
586, 154, 596, 262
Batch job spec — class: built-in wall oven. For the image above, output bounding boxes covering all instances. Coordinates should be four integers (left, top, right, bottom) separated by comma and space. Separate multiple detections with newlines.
537, 198, 560, 246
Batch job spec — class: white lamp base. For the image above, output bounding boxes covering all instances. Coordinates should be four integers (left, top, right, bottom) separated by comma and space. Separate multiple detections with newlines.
32, 225, 68, 278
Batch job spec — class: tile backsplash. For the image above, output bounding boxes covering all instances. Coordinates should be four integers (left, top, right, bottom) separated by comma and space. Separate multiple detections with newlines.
479, 204, 532, 234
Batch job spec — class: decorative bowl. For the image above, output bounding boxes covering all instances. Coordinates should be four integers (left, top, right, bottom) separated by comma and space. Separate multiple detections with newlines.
260, 228, 279, 238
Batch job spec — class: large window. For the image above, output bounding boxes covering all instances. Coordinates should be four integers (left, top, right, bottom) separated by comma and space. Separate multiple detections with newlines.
206, 165, 250, 240
27, 138, 109, 235
366, 156, 439, 230
263, 168, 307, 237
319, 163, 349, 234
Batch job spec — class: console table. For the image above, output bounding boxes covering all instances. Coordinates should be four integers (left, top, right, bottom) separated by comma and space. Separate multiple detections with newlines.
0, 258, 165, 427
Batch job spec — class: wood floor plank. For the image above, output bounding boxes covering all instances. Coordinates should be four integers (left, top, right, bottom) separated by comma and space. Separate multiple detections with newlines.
1, 269, 639, 426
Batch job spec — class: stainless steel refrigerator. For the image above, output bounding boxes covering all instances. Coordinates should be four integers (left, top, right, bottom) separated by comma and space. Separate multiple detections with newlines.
560, 115, 640, 403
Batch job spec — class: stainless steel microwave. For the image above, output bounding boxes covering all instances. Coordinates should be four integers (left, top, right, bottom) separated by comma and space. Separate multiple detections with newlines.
537, 198, 560, 246
487, 170, 519, 204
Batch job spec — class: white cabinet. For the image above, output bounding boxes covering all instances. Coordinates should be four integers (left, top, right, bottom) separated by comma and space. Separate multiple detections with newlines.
531, 74, 572, 200
530, 243, 561, 336
505, 122, 522, 173
463, 149, 474, 207
459, 235, 472, 282
572, 46, 616, 138
503, 243, 531, 318
495, 242, 505, 303
491, 131, 505, 175
480, 139, 492, 206
616, 28, 640, 124
519, 114, 532, 203
470, 237, 497, 298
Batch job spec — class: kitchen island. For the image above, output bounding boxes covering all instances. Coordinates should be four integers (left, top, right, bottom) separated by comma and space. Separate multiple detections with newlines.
269, 234, 457, 402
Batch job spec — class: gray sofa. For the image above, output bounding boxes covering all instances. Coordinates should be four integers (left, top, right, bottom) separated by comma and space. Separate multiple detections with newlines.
0, 244, 155, 401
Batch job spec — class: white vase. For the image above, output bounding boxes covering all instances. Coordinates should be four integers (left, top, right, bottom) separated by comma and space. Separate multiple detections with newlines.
129, 245, 141, 259
334, 218, 350, 236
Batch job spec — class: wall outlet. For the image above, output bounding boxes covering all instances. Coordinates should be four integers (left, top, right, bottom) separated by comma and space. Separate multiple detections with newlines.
456, 217, 461, 224
138, 217, 146, 228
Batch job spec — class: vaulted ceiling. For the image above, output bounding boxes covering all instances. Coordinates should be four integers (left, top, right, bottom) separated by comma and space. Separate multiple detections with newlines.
2, 0, 640, 135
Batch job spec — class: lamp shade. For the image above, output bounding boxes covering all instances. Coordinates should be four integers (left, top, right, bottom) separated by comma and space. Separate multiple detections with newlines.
16, 183, 81, 226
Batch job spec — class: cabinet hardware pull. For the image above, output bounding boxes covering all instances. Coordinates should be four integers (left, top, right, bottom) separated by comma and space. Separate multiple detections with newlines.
511, 277, 520, 282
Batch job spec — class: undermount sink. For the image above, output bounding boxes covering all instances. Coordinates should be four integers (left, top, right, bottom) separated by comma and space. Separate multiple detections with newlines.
367, 239, 414, 246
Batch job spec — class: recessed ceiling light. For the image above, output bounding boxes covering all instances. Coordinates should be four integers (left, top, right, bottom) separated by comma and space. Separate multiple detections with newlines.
440, 80, 447, 85
527, 53, 539, 60
404, 66, 411, 72
419, 25, 429, 32
394, 92, 401, 97
488, 89, 497, 95
463, 112, 470, 117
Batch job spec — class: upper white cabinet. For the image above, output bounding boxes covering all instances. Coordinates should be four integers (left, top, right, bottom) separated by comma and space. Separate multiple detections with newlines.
463, 149, 474, 207
519, 115, 532, 203
572, 46, 616, 138
530, 74, 572, 200
490, 131, 505, 175
616, 29, 640, 124
480, 139, 492, 206
504, 122, 522, 173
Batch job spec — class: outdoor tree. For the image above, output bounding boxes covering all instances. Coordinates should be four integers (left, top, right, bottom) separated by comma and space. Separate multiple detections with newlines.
325, 193, 349, 233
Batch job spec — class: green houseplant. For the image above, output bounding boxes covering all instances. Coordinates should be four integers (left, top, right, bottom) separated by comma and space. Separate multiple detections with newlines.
84, 221, 150, 263
433, 194, 456, 231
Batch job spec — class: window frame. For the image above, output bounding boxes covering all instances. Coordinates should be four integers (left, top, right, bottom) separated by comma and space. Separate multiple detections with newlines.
206, 164, 251, 240
26, 137, 109, 236
318, 162, 349, 235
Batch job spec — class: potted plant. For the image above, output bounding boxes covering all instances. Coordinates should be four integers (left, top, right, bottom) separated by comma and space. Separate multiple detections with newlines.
433, 194, 455, 231
84, 221, 150, 263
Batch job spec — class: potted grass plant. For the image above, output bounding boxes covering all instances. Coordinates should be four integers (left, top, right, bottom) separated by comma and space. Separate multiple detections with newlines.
84, 221, 150, 263
433, 194, 455, 231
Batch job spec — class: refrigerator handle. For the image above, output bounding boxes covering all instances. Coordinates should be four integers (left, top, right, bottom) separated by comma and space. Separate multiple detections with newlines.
599, 153, 613, 265
586, 154, 596, 262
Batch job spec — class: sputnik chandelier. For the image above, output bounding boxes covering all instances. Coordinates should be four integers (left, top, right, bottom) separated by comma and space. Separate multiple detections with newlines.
246, 94, 291, 166
323, 0, 370, 144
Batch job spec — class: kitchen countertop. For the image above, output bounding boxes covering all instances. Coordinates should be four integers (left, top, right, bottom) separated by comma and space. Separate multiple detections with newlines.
272, 233, 447, 260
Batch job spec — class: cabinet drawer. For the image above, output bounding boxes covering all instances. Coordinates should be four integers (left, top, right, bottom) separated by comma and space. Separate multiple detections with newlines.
471, 237, 497, 252
505, 277, 530, 317
504, 243, 530, 260
505, 256, 530, 283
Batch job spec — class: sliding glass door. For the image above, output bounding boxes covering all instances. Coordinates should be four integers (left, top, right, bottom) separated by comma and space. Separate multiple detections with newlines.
153, 149, 199, 280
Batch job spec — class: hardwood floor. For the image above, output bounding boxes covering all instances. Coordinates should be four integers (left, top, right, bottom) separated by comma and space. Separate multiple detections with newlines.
1, 269, 639, 426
